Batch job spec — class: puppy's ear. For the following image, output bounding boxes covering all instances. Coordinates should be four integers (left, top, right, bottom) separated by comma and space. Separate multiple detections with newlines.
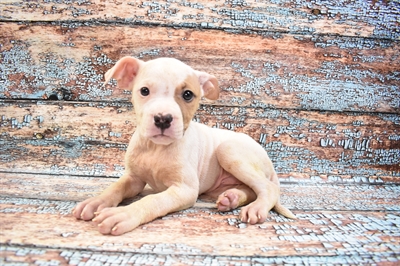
104, 56, 143, 90
195, 71, 220, 100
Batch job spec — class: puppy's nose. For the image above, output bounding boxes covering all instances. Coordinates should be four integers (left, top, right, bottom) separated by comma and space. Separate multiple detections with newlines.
154, 113, 173, 131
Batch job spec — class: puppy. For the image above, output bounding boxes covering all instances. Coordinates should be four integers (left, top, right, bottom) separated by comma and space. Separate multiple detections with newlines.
73, 57, 296, 235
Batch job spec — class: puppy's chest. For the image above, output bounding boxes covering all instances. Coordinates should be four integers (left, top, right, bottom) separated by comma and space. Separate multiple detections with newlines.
128, 147, 183, 192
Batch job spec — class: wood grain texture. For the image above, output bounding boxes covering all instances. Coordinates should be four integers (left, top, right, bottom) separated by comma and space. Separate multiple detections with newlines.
1, 22, 399, 113
1, 194, 399, 264
1, 0, 398, 40
1, 100, 399, 181
1, 1, 399, 263
2, 244, 399, 265
1, 172, 399, 212
1, 170, 399, 263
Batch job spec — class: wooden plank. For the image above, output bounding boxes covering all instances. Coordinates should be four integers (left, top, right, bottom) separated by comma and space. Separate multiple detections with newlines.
1, 22, 399, 113
1, 244, 399, 265
1, 100, 399, 182
1, 172, 399, 212
0, 173, 114, 203
1, 246, 254, 265
2, 245, 399, 266
1, 196, 399, 263
0, 0, 398, 40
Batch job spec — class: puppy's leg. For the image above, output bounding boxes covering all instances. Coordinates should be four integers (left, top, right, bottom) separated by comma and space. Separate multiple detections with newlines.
91, 183, 198, 235
216, 184, 256, 211
205, 176, 256, 211
72, 174, 145, 221
216, 136, 295, 224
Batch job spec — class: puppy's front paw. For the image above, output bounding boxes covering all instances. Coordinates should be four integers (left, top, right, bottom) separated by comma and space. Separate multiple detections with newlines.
92, 206, 140, 235
239, 201, 270, 225
72, 196, 114, 221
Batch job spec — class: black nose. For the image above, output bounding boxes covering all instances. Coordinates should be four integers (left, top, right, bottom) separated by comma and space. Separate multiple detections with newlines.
154, 113, 173, 131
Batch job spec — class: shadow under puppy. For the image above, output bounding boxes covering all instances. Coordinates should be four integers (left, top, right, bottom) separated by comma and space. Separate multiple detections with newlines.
73, 57, 296, 235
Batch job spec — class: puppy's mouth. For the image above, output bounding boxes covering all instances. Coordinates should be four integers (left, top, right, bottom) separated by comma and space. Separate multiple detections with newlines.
150, 133, 175, 145
153, 133, 168, 138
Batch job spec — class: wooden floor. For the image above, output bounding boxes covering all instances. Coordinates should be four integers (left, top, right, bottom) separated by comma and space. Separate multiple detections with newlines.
1, 0, 399, 265
1, 172, 400, 264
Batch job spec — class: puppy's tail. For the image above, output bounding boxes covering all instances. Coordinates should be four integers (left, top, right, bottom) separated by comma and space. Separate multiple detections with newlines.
273, 201, 297, 220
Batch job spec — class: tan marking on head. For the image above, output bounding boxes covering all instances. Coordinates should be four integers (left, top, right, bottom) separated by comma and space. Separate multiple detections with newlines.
174, 73, 202, 130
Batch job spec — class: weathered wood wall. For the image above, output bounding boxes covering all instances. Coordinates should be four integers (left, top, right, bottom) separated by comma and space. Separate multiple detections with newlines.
1, 0, 399, 264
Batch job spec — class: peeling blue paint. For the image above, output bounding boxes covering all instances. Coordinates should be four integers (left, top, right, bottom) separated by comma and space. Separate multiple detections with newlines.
228, 59, 399, 112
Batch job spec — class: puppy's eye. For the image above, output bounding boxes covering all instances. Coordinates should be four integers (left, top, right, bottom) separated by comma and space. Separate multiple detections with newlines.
140, 87, 150, 96
182, 90, 194, 102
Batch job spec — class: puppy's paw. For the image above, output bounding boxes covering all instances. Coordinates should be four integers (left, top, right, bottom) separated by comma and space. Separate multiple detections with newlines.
72, 196, 114, 221
239, 201, 270, 225
92, 206, 140, 235
216, 189, 241, 211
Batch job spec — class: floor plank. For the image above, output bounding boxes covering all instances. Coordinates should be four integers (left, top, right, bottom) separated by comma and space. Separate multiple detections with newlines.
1, 0, 398, 39
1, 101, 399, 181
1, 22, 398, 112
2, 245, 399, 265
1, 173, 399, 212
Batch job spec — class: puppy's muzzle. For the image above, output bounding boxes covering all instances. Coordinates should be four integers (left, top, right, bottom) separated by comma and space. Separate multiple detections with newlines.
154, 113, 173, 134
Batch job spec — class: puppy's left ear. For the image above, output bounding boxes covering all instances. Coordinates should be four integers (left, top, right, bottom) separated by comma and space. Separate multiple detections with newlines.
104, 56, 144, 90
195, 71, 220, 100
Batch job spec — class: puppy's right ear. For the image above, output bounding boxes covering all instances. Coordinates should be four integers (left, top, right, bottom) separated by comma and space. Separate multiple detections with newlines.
104, 56, 143, 90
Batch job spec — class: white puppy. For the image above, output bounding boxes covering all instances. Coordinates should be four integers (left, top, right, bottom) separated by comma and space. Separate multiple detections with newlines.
73, 57, 295, 235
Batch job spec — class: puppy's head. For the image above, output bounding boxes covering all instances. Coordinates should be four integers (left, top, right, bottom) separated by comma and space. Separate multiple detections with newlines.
105, 57, 219, 145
